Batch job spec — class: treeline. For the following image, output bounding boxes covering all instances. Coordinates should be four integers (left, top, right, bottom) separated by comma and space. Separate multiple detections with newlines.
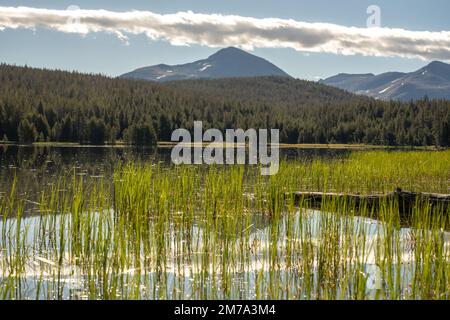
0, 64, 449, 146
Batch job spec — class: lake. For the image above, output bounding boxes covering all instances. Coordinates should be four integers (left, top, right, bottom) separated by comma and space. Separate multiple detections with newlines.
0, 145, 449, 300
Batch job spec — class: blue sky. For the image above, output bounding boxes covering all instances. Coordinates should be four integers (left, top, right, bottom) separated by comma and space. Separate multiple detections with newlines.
1, 0, 450, 79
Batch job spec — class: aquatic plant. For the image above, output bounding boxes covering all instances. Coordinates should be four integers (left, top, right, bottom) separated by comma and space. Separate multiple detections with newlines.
0, 150, 449, 299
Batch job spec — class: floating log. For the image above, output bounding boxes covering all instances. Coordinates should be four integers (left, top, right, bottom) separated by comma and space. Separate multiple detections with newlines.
291, 188, 450, 215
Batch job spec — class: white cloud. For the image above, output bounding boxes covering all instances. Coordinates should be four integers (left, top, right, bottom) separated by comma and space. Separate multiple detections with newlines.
1, 6, 450, 61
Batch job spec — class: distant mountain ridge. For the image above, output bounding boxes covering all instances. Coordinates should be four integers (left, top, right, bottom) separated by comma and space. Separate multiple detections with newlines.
321, 61, 450, 101
120, 47, 291, 81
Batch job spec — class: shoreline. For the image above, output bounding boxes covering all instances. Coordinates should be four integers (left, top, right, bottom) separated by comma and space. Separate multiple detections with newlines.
0, 141, 445, 151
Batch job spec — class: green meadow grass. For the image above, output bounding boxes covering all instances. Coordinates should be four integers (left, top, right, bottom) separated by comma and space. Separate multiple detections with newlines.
0, 150, 449, 299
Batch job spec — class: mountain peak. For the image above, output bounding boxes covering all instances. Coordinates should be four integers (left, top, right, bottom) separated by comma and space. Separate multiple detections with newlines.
121, 47, 291, 81
424, 60, 450, 73
322, 60, 450, 101
427, 60, 448, 67
208, 47, 249, 58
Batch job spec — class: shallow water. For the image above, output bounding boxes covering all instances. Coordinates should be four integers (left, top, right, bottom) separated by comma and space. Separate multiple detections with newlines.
1, 145, 448, 300
0, 144, 350, 193
1, 208, 448, 300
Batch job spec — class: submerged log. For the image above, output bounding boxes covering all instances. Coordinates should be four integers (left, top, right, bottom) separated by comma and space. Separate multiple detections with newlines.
291, 188, 450, 215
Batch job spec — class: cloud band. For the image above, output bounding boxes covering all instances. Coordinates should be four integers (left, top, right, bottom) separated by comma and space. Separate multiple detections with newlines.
1, 6, 450, 61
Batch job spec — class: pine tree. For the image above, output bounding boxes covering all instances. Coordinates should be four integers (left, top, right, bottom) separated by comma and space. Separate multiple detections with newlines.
87, 117, 106, 145
18, 119, 37, 144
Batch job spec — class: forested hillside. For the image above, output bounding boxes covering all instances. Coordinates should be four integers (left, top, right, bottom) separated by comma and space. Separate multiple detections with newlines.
0, 64, 449, 146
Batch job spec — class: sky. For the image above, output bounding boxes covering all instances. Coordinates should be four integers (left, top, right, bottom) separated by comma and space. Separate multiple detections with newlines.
1, 0, 450, 80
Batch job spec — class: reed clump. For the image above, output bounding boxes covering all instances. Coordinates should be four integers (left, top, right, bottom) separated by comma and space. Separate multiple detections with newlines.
0, 150, 449, 299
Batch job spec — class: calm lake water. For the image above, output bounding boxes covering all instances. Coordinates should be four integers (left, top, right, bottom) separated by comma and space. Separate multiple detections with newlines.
1, 145, 448, 300
2, 207, 448, 299
0, 144, 350, 198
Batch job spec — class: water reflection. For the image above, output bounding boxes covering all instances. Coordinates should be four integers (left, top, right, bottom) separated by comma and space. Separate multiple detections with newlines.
0, 144, 350, 197
1, 209, 448, 299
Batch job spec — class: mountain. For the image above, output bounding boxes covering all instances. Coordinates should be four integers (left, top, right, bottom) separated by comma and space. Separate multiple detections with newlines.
321, 61, 450, 101
1, 64, 449, 146
120, 47, 291, 81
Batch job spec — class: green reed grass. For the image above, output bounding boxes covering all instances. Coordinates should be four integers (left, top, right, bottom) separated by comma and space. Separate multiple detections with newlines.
0, 150, 449, 300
